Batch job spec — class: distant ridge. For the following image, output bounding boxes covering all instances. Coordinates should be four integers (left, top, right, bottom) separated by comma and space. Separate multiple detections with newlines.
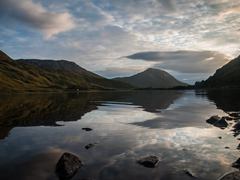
195, 55, 240, 88
113, 68, 188, 89
0, 50, 131, 92
18, 59, 103, 79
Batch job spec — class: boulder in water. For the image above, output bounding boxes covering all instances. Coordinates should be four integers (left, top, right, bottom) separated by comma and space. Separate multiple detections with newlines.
214, 118, 229, 128
85, 143, 97, 150
56, 152, 83, 180
82, 128, 93, 131
137, 155, 159, 168
206, 116, 228, 128
206, 115, 221, 124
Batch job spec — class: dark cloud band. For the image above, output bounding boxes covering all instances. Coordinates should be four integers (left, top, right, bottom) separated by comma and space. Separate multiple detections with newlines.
126, 51, 229, 73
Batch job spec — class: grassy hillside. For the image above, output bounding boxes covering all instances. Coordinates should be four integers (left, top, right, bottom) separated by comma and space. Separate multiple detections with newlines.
195, 55, 240, 88
114, 68, 188, 89
0, 50, 131, 92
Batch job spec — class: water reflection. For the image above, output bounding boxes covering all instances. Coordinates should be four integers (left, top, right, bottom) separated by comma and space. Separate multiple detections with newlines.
0, 93, 97, 139
204, 89, 240, 112
0, 91, 183, 139
0, 93, 96, 126
0, 90, 239, 180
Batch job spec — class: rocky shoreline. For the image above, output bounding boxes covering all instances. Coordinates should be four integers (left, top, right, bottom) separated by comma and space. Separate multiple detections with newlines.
206, 112, 240, 180
54, 111, 240, 180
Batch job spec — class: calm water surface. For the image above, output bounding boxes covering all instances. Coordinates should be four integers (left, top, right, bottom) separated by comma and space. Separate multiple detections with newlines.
0, 90, 240, 180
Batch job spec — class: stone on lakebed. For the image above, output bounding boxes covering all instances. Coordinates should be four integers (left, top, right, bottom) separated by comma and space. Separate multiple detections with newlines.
82, 128, 93, 131
85, 143, 97, 150
137, 155, 159, 168
56, 152, 83, 180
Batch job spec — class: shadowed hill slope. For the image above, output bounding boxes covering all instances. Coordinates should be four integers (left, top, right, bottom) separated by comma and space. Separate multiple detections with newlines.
114, 68, 188, 89
195, 55, 240, 88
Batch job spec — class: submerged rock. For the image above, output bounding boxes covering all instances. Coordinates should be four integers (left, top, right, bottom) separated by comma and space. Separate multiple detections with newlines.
85, 143, 97, 150
137, 155, 159, 168
56, 152, 83, 180
206, 116, 228, 128
232, 158, 240, 169
183, 169, 196, 178
219, 171, 240, 180
82, 128, 93, 131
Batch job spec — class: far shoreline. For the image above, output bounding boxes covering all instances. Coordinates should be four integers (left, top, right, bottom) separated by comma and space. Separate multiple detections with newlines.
1, 86, 240, 95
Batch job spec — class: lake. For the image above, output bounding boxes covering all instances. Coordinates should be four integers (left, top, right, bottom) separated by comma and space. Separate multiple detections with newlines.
0, 90, 240, 180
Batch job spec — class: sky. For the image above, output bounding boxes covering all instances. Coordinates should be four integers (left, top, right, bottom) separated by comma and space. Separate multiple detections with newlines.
0, 0, 240, 84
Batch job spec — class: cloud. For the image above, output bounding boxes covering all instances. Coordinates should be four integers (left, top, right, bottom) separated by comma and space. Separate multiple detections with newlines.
74, 1, 114, 26
0, 0, 75, 38
96, 67, 144, 78
126, 51, 229, 73
219, 4, 240, 16
156, 0, 176, 11
1, 0, 240, 83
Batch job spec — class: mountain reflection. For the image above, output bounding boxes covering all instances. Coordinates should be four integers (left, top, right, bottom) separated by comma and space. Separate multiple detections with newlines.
2, 90, 240, 140
0, 91, 183, 139
0, 93, 96, 126
0, 93, 96, 139
204, 89, 240, 112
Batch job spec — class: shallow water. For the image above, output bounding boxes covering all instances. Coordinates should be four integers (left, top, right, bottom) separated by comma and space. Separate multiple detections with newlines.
0, 90, 240, 180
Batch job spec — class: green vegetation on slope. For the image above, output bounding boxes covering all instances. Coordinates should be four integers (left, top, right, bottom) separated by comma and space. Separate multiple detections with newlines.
0, 50, 131, 92
195, 55, 240, 88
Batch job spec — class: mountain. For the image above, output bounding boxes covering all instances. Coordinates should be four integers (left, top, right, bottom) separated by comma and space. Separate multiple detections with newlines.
195, 55, 240, 88
0, 50, 12, 62
0, 50, 131, 92
113, 68, 188, 89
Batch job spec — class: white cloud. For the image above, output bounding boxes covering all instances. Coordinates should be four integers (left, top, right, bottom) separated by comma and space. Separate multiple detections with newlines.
1, 0, 240, 83
0, 0, 75, 39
